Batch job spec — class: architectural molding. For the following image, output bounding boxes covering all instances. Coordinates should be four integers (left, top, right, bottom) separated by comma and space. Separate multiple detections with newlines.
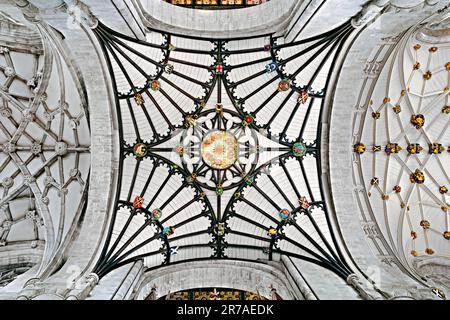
133, 0, 303, 39
134, 260, 298, 300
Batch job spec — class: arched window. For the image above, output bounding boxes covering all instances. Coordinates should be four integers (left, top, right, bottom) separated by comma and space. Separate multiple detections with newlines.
163, 0, 270, 9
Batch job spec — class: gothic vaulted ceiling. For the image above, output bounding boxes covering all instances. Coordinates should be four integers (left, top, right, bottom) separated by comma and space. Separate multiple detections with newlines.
90, 7, 356, 280
0, 13, 90, 283
0, 0, 448, 301
352, 10, 450, 282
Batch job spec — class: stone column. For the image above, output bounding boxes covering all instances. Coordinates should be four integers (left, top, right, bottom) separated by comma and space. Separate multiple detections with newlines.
112, 261, 144, 300
281, 256, 317, 300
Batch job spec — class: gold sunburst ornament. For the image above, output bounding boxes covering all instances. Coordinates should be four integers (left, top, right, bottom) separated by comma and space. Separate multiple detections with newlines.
201, 131, 238, 170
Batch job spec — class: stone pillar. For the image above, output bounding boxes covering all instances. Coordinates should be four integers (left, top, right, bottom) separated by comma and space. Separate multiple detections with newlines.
346, 274, 376, 300
280, 256, 316, 300
112, 261, 144, 300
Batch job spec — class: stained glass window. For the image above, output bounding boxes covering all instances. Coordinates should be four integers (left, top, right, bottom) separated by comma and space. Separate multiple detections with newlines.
163, 0, 270, 9
154, 288, 267, 300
